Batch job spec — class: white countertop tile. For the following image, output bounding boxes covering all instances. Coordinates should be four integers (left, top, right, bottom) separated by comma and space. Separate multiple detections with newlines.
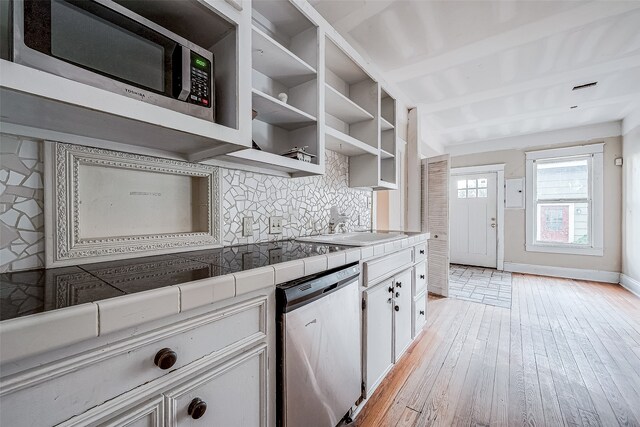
0, 303, 98, 363
303, 255, 328, 276
234, 266, 275, 295
179, 275, 236, 312
97, 287, 180, 336
273, 260, 305, 285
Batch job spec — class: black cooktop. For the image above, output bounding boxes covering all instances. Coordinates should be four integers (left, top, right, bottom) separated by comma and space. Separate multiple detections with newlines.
0, 240, 349, 321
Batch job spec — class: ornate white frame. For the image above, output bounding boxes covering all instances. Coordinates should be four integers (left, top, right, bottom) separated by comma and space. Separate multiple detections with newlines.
44, 142, 222, 267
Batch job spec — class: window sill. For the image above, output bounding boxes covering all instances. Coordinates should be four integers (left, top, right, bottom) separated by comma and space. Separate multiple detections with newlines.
525, 244, 603, 256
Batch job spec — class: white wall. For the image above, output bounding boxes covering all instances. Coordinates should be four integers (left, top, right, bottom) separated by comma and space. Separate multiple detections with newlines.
451, 136, 623, 275
622, 121, 640, 285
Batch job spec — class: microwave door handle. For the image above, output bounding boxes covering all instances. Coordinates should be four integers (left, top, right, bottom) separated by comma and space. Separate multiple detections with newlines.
177, 46, 190, 101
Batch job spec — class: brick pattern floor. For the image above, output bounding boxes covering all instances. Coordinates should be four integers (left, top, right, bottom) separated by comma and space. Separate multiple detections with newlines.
449, 264, 512, 308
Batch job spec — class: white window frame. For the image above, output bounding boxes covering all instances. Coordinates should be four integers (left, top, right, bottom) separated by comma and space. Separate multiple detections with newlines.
525, 143, 604, 256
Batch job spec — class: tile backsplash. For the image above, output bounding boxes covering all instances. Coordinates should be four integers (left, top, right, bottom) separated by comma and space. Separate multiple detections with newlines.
222, 149, 372, 245
0, 134, 372, 272
0, 135, 45, 273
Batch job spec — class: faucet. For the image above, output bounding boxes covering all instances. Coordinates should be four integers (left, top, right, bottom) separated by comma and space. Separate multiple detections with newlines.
328, 206, 350, 234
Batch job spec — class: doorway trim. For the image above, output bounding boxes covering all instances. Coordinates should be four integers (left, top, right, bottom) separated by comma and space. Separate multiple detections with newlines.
450, 163, 505, 271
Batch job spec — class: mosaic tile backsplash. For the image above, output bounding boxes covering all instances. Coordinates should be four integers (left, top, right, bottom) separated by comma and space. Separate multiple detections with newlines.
221, 150, 372, 245
0, 135, 45, 273
0, 135, 372, 272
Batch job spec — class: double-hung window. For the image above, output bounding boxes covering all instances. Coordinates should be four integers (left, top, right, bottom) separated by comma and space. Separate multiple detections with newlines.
525, 143, 604, 256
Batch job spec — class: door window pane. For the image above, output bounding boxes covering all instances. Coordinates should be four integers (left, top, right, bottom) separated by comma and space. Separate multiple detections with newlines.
467, 189, 477, 198
536, 158, 589, 200
467, 179, 477, 188
478, 188, 487, 198
536, 202, 589, 244
458, 190, 466, 198
457, 180, 467, 189
478, 178, 487, 187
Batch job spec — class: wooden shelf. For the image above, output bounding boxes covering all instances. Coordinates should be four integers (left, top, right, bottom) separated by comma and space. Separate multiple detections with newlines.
325, 84, 374, 124
252, 89, 316, 130
380, 148, 395, 159
381, 117, 395, 131
325, 126, 378, 156
252, 26, 316, 87
225, 149, 323, 176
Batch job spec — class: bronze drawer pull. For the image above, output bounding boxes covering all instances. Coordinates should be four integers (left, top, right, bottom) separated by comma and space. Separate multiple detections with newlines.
188, 398, 207, 419
154, 348, 177, 370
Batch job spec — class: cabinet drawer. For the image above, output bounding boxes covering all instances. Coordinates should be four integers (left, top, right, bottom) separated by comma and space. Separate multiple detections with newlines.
414, 243, 427, 263
413, 262, 427, 296
165, 344, 267, 426
1, 297, 268, 427
412, 292, 427, 339
363, 249, 412, 286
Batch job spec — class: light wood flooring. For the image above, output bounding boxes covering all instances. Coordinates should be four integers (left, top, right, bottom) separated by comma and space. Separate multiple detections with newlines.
356, 274, 640, 427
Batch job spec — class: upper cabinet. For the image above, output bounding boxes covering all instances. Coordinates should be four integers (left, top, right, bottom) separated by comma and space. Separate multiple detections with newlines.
0, 0, 251, 161
0, 0, 401, 184
220, 0, 323, 177
323, 37, 398, 190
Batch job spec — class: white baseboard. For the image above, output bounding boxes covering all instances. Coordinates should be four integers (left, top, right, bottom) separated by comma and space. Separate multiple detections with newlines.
620, 274, 640, 297
503, 262, 621, 284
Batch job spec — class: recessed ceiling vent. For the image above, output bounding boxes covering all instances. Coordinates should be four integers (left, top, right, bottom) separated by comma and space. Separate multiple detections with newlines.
572, 81, 597, 91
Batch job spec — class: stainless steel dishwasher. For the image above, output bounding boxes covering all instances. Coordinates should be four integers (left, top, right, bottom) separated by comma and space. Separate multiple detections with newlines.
276, 263, 361, 427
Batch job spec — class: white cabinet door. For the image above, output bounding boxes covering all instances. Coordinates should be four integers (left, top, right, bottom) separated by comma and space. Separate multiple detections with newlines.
393, 269, 413, 361
363, 279, 394, 396
164, 344, 267, 427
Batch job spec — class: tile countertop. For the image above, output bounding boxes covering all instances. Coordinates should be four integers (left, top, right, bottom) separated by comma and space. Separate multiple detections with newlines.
0, 232, 429, 363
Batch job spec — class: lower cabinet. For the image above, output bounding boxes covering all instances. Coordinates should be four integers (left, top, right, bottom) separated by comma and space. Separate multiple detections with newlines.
363, 278, 394, 396
363, 267, 413, 397
412, 290, 427, 339
61, 344, 268, 427
393, 269, 413, 362
165, 344, 267, 426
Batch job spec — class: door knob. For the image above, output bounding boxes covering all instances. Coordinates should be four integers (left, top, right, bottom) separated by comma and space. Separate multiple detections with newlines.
394, 305, 400, 312
395, 292, 400, 297
188, 398, 207, 419
490, 223, 496, 228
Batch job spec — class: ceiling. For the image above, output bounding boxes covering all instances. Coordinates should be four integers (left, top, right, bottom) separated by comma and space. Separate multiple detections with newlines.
309, 0, 640, 150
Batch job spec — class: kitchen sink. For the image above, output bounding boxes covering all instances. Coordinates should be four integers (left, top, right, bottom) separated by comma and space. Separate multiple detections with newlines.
296, 231, 407, 246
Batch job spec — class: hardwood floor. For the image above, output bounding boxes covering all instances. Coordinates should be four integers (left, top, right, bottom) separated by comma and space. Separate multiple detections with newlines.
355, 274, 640, 427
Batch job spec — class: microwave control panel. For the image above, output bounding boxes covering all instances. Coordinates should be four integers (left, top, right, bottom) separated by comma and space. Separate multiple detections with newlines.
189, 52, 212, 108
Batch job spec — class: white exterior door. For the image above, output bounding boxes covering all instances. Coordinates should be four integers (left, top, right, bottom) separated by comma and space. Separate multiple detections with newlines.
450, 173, 498, 268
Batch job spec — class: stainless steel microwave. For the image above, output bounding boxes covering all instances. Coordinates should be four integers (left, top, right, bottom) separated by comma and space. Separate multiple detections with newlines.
13, 0, 215, 121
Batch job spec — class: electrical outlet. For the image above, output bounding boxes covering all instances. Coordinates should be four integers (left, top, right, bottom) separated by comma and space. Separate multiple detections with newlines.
269, 216, 282, 234
269, 248, 282, 264
242, 217, 253, 237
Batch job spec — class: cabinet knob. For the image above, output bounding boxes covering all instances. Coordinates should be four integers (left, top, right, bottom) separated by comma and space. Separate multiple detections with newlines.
188, 398, 207, 420
419, 249, 425, 254
395, 292, 400, 298
394, 305, 400, 312
388, 286, 394, 293
396, 282, 402, 288
154, 348, 177, 370
419, 310, 425, 315
434, 235, 438, 239
420, 274, 425, 279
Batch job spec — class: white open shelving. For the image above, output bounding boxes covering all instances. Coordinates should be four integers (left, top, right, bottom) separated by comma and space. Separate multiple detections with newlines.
381, 117, 395, 131
251, 26, 316, 87
224, 0, 322, 177
325, 126, 378, 156
251, 89, 316, 130
325, 84, 374, 124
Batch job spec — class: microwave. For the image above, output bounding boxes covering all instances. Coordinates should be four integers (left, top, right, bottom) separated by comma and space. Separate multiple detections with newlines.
13, 0, 215, 121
